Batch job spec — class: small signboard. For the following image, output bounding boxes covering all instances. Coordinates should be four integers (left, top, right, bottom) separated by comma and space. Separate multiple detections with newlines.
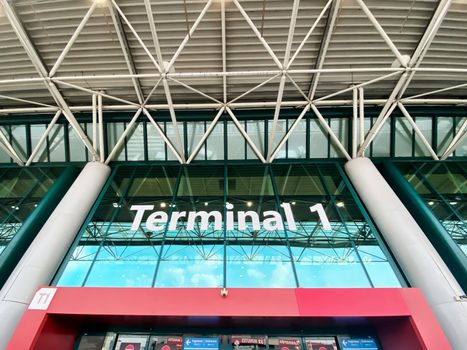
28, 287, 57, 310
183, 338, 219, 350
338, 337, 379, 350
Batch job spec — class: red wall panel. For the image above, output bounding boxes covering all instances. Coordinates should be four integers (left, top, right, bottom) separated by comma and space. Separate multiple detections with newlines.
8, 287, 451, 350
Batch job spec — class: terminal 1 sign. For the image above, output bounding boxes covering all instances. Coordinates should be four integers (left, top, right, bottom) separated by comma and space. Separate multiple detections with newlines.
130, 203, 331, 232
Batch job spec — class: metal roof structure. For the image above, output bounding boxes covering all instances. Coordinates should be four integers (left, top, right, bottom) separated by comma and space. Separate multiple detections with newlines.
0, 0, 466, 165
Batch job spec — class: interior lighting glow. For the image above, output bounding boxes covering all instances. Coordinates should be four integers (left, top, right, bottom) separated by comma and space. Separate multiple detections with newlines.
95, 0, 109, 7
336, 201, 345, 207
428, 201, 434, 206
449, 201, 458, 205
246, 201, 253, 207
160, 202, 167, 208
204, 202, 209, 206
291, 201, 296, 205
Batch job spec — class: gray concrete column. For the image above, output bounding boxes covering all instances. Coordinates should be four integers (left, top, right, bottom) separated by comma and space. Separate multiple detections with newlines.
345, 157, 467, 348
0, 162, 111, 350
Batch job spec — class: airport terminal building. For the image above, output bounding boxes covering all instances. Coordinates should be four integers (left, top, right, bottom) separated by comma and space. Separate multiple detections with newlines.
0, 0, 466, 349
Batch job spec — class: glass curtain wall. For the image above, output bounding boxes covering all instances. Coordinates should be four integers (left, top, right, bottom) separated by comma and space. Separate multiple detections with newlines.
0, 167, 65, 255
394, 161, 466, 255
56, 163, 403, 288
3, 112, 465, 165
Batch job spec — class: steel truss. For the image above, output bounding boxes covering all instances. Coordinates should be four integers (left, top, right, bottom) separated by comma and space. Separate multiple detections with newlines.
0, 0, 465, 165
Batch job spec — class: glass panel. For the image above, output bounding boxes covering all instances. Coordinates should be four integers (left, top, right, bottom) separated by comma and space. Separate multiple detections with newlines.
84, 245, 158, 287
268, 119, 286, 159
226, 245, 296, 288
272, 164, 401, 288
395, 162, 467, 257
48, 124, 66, 162
107, 122, 126, 161
126, 122, 145, 161
57, 166, 179, 287
156, 166, 225, 288
156, 243, 223, 287
395, 117, 412, 157
330, 118, 348, 158
226, 165, 295, 288
309, 119, 328, 158
69, 123, 87, 162
227, 121, 245, 160
187, 121, 205, 161
30, 124, 48, 162
246, 120, 265, 160
56, 246, 98, 287
147, 122, 166, 160
10, 125, 27, 161
287, 119, 306, 159
372, 118, 390, 157
414, 117, 432, 157
0, 127, 11, 163
206, 122, 224, 160
437, 117, 453, 155
167, 122, 185, 161
0, 167, 65, 257
454, 117, 467, 157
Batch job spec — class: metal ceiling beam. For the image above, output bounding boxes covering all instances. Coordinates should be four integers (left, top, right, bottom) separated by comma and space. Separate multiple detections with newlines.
441, 118, 467, 160
187, 107, 225, 164
143, 0, 164, 70
359, 87, 365, 151
352, 87, 358, 158
168, 77, 221, 104
358, 0, 452, 156
221, 0, 227, 104
232, 0, 282, 69
49, 0, 98, 78
308, 0, 341, 100
355, 0, 408, 67
228, 73, 281, 104
310, 104, 351, 161
0, 94, 55, 108
105, 108, 143, 164
112, 0, 161, 72
287, 0, 333, 69
143, 0, 186, 161
26, 110, 62, 166
166, 0, 214, 73
0, 0, 99, 161
268, 0, 301, 161
398, 103, 439, 160
92, 94, 97, 161
397, 0, 453, 99
225, 107, 267, 163
4, 97, 467, 115
107, 3, 144, 104
269, 104, 311, 162
143, 108, 185, 164
53, 79, 140, 107
403, 81, 467, 101
285, 73, 311, 102
0, 129, 24, 166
